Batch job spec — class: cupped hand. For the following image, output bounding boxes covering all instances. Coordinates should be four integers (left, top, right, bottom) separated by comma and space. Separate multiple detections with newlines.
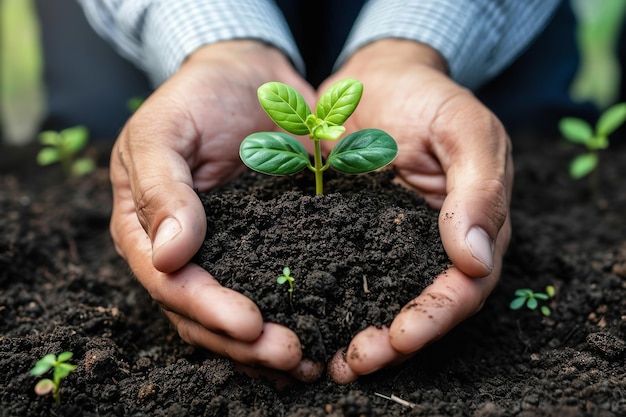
109, 41, 322, 381
319, 39, 513, 383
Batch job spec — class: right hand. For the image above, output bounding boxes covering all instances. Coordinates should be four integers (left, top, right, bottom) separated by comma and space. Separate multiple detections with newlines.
109, 41, 322, 382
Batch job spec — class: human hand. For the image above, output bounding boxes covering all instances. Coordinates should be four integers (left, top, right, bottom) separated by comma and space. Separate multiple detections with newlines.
109, 41, 322, 382
320, 40, 513, 383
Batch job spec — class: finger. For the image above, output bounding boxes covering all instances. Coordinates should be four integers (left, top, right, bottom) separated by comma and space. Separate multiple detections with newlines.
110, 165, 264, 342
327, 330, 412, 384
389, 224, 507, 354
166, 316, 303, 372
434, 103, 513, 277
113, 121, 208, 273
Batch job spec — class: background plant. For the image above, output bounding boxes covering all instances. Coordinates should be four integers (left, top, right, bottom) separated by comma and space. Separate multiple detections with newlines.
509, 285, 556, 317
36, 125, 96, 178
239, 78, 398, 195
30, 351, 77, 405
558, 101, 626, 180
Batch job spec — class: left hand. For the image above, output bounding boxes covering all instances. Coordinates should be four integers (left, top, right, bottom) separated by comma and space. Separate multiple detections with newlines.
319, 39, 513, 383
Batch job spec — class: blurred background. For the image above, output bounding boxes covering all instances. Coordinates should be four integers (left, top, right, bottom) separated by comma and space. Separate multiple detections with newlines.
1, 0, 625, 145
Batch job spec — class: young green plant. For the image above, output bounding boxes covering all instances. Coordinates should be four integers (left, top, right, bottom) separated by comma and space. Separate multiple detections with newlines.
30, 351, 77, 405
558, 101, 626, 180
239, 78, 398, 195
37, 125, 96, 178
277, 266, 295, 300
509, 285, 556, 317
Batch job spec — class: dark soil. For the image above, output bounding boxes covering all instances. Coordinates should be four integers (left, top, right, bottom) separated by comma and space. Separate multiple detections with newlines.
1, 131, 626, 417
193, 169, 449, 362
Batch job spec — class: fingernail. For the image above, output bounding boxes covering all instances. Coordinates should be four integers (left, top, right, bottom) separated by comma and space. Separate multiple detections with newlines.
153, 217, 181, 251
466, 226, 494, 270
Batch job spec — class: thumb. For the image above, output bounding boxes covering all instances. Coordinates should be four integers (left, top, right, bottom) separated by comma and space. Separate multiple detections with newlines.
113, 130, 207, 273
437, 119, 512, 278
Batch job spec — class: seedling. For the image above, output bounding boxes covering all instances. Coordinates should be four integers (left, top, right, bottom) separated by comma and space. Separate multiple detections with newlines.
509, 285, 556, 317
277, 266, 295, 300
239, 78, 398, 195
30, 351, 77, 405
558, 102, 626, 180
37, 125, 96, 178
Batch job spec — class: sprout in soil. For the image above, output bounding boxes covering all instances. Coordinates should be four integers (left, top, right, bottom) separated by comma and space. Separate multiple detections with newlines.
30, 351, 77, 405
239, 78, 398, 195
509, 285, 556, 317
36, 125, 96, 178
277, 266, 295, 300
558, 102, 626, 181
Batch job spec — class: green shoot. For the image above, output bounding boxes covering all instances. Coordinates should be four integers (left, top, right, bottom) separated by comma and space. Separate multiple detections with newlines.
36, 125, 95, 178
509, 285, 556, 317
277, 267, 295, 300
239, 78, 398, 195
559, 102, 626, 179
30, 351, 77, 405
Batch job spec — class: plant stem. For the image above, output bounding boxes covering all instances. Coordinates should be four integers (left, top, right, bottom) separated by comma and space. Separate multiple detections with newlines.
312, 138, 324, 195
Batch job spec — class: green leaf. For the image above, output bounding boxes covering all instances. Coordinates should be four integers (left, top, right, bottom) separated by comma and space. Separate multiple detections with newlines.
257, 82, 312, 135
526, 298, 538, 310
38, 130, 61, 146
282, 267, 291, 276
316, 78, 363, 127
540, 306, 552, 317
569, 153, 598, 179
327, 129, 398, 174
37, 147, 61, 165
533, 293, 549, 300
545, 285, 556, 298
71, 158, 96, 177
61, 125, 89, 154
30, 354, 57, 375
559, 117, 593, 145
57, 351, 74, 362
596, 102, 626, 136
313, 124, 345, 140
53, 363, 77, 382
240, 132, 310, 175
277, 276, 288, 284
514, 288, 532, 297
509, 297, 526, 310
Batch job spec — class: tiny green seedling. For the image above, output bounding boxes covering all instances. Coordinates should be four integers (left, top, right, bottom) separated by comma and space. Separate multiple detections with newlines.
37, 125, 96, 178
239, 78, 398, 195
558, 102, 626, 180
277, 266, 295, 300
509, 285, 556, 317
30, 351, 77, 405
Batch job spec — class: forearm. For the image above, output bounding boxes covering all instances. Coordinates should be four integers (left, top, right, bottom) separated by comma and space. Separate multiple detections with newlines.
337, 0, 562, 89
77, 0, 303, 86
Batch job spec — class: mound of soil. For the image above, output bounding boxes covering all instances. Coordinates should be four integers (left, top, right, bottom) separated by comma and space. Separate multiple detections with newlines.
193, 169, 450, 362
1, 131, 625, 416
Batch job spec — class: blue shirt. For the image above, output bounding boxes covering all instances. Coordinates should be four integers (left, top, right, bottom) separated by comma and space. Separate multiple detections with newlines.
77, 0, 561, 89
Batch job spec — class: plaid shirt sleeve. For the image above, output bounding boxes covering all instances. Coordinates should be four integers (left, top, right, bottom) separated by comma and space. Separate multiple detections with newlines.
336, 0, 562, 90
77, 0, 303, 86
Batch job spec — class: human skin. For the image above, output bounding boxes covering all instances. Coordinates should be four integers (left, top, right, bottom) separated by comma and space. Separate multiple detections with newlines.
109, 40, 322, 381
108, 38, 512, 384
321, 39, 512, 383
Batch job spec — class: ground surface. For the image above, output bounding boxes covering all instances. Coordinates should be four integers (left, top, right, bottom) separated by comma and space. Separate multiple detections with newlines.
1, 131, 625, 417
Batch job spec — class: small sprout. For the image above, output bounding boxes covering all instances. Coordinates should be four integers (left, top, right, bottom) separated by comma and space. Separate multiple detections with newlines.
277, 266, 295, 300
30, 351, 77, 405
559, 102, 626, 180
37, 125, 96, 178
510, 285, 556, 317
239, 78, 398, 195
